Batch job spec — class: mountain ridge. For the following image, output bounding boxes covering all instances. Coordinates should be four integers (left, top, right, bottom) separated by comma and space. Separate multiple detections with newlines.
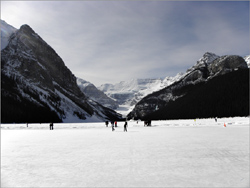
127, 53, 248, 120
98, 52, 249, 117
2, 20, 249, 122
77, 77, 119, 110
1, 20, 122, 123
1, 20, 17, 50
98, 74, 184, 116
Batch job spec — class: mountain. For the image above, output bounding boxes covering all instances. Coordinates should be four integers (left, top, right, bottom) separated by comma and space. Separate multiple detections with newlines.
1, 20, 17, 50
99, 52, 249, 117
77, 78, 119, 110
127, 52, 249, 120
1, 20, 122, 123
244, 55, 250, 67
98, 74, 183, 116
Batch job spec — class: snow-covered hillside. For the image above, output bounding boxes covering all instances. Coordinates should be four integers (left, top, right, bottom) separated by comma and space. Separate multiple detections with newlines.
1, 20, 17, 50
128, 52, 249, 120
99, 52, 249, 117
244, 55, 250, 67
1, 20, 122, 123
98, 74, 183, 116
98, 53, 222, 116
77, 78, 119, 110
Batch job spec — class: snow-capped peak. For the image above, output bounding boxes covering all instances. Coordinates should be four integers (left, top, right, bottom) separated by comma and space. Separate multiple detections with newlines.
197, 52, 220, 65
1, 20, 122, 123
77, 78, 93, 88
244, 55, 250, 68
1, 19, 17, 50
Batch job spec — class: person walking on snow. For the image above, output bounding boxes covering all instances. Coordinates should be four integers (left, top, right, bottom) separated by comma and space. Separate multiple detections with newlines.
105, 121, 109, 127
50, 122, 54, 130
111, 121, 115, 131
124, 121, 128, 132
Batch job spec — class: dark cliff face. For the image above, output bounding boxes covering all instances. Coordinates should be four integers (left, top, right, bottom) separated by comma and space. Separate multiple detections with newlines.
143, 69, 249, 120
208, 55, 247, 76
127, 53, 248, 120
5, 24, 82, 96
1, 23, 122, 123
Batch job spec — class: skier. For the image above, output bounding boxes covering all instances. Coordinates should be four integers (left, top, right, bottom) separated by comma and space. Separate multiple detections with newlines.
124, 121, 128, 132
115, 121, 117, 127
50, 122, 54, 130
111, 121, 115, 131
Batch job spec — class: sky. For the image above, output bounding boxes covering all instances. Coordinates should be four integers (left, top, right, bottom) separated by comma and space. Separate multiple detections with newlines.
1, 1, 249, 86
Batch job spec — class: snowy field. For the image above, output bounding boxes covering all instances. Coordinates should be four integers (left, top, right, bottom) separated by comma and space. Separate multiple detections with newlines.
1, 117, 249, 187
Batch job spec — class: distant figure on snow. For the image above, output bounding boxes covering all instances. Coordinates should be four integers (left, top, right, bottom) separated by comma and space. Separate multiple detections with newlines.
148, 120, 151, 126
124, 121, 128, 132
50, 122, 54, 130
105, 121, 109, 127
115, 121, 117, 127
215, 117, 217, 122
144, 120, 151, 126
111, 121, 115, 131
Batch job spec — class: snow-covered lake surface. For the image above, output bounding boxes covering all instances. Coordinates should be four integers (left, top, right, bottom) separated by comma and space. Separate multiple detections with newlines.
1, 117, 249, 187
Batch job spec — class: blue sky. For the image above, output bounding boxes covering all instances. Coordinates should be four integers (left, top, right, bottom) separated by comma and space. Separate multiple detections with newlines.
1, 1, 249, 86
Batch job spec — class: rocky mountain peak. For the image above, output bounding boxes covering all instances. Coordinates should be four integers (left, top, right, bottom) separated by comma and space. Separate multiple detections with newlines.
19, 24, 35, 34
183, 52, 247, 85
208, 55, 247, 77
127, 52, 249, 120
198, 52, 220, 65
1, 20, 122, 123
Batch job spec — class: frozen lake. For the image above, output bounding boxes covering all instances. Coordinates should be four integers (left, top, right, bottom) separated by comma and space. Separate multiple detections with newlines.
1, 117, 249, 187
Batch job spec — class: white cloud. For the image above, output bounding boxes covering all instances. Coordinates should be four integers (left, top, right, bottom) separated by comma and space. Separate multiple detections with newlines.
1, 1, 249, 86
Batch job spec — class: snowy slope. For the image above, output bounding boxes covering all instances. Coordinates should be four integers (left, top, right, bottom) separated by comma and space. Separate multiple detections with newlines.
77, 78, 119, 110
99, 52, 250, 117
98, 74, 183, 116
1, 20, 17, 50
98, 53, 229, 116
182, 52, 219, 79
1, 21, 122, 123
244, 55, 250, 67
98, 53, 220, 114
